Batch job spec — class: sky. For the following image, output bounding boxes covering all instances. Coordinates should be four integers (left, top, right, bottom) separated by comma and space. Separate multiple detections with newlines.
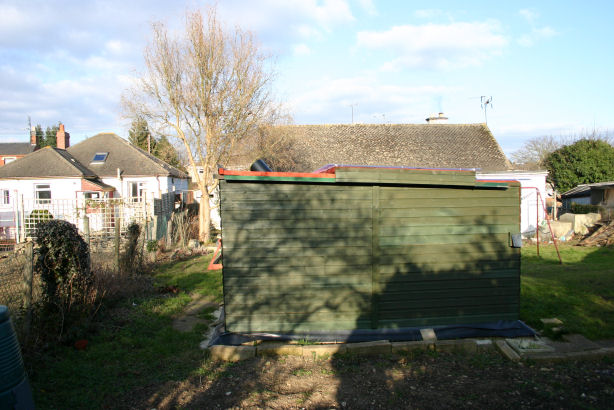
1, 0, 613, 156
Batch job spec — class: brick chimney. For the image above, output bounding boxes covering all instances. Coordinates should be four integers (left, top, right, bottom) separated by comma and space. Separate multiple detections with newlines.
30, 126, 39, 148
56, 123, 70, 149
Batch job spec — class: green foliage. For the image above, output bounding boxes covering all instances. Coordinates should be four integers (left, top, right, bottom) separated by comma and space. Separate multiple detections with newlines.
569, 203, 602, 214
128, 116, 155, 152
146, 240, 158, 253
26, 209, 53, 236
544, 139, 614, 192
128, 117, 184, 171
35, 219, 91, 315
120, 222, 143, 273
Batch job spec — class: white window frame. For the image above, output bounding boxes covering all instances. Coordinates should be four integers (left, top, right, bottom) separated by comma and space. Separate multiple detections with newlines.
0, 189, 10, 205
3, 157, 16, 165
35, 184, 51, 204
128, 181, 146, 202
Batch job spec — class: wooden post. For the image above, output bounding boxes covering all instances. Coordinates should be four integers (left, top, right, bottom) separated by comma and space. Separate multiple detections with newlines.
166, 217, 173, 248
22, 241, 34, 338
114, 222, 121, 271
83, 214, 90, 248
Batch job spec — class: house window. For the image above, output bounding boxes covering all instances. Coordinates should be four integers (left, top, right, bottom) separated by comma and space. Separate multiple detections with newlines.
3, 157, 16, 165
90, 152, 108, 164
35, 184, 51, 204
84, 192, 101, 199
1, 190, 10, 205
128, 181, 145, 202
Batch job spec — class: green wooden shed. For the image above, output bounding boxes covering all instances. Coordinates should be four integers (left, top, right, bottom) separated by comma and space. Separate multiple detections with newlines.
219, 166, 521, 334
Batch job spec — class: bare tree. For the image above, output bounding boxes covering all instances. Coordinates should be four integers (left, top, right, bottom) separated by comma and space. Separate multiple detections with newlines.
510, 135, 565, 168
124, 7, 282, 241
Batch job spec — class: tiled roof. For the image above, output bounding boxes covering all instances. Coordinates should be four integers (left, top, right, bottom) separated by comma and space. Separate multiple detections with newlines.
270, 123, 511, 172
67, 133, 187, 179
0, 147, 95, 178
0, 143, 35, 156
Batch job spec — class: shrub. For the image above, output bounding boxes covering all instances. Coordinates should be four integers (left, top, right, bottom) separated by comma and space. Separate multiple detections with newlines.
120, 222, 143, 273
570, 203, 601, 214
34, 220, 95, 341
146, 240, 158, 253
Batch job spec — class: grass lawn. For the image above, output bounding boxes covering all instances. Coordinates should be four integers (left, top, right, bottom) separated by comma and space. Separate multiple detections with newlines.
24, 244, 614, 408
27, 254, 222, 410
520, 243, 614, 340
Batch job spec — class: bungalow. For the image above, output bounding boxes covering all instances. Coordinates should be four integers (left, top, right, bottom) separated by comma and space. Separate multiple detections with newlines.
0, 125, 188, 240
0, 127, 39, 165
261, 116, 548, 234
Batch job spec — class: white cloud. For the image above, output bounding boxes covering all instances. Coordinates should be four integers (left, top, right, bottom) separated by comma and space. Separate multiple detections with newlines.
414, 9, 443, 19
519, 9, 539, 24
357, 21, 508, 70
357, 0, 377, 16
293, 43, 312, 56
517, 8, 557, 47
289, 75, 459, 123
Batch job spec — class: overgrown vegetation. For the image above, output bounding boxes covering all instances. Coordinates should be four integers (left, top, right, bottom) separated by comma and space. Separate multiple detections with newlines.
520, 243, 614, 339
34, 220, 98, 342
569, 203, 602, 214
26, 253, 217, 409
119, 222, 143, 273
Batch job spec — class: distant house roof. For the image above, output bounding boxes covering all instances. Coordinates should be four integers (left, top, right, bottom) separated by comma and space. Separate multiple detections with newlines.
0, 147, 95, 178
269, 123, 511, 172
67, 133, 187, 179
0, 143, 35, 156
562, 181, 614, 198
0, 132, 187, 181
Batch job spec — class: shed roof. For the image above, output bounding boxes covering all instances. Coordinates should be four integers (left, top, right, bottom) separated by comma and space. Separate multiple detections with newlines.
562, 181, 614, 198
67, 133, 187, 178
0, 146, 95, 178
270, 123, 511, 172
0, 143, 36, 156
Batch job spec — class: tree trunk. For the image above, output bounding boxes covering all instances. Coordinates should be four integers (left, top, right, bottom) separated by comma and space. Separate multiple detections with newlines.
199, 191, 211, 242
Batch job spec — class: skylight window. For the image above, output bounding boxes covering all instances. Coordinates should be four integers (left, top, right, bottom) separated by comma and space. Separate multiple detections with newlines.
91, 152, 108, 164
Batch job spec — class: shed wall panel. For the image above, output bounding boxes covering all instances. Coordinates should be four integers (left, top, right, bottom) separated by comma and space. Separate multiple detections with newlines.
220, 175, 520, 333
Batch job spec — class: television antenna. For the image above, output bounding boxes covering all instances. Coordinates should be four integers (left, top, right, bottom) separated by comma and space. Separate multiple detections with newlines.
480, 96, 493, 125
348, 103, 358, 124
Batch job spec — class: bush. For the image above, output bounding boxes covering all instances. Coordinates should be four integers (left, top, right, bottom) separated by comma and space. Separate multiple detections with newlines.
146, 240, 158, 253
34, 220, 96, 341
120, 222, 143, 273
570, 203, 601, 214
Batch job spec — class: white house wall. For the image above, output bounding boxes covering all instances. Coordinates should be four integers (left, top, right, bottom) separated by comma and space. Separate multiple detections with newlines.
477, 171, 548, 234
100, 176, 189, 199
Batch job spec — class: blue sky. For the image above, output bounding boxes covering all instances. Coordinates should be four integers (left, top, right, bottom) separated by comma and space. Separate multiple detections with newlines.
1, 0, 612, 156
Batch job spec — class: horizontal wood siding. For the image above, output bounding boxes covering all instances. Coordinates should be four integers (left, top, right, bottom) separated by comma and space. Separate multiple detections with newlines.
221, 180, 373, 332
376, 185, 520, 328
220, 171, 520, 334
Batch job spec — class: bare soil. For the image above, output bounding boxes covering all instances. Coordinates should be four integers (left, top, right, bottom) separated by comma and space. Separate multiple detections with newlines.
117, 349, 614, 409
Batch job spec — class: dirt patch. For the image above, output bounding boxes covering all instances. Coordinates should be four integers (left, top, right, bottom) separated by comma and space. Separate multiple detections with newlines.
118, 350, 614, 409
172, 293, 219, 332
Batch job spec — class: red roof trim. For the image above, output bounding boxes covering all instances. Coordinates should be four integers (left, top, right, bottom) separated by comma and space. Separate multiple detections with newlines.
218, 168, 336, 179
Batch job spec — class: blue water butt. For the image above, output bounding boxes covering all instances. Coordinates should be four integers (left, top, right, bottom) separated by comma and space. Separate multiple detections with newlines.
0, 305, 35, 410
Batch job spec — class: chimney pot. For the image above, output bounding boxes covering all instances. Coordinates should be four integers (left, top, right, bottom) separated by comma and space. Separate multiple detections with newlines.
426, 112, 448, 124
